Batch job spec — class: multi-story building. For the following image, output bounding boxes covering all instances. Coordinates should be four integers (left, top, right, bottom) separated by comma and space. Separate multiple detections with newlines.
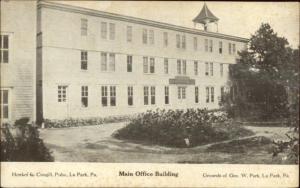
0, 1, 37, 123
36, 1, 248, 121
1, 1, 248, 123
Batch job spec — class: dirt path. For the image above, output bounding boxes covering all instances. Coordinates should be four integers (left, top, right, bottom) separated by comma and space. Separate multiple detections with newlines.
39, 122, 290, 163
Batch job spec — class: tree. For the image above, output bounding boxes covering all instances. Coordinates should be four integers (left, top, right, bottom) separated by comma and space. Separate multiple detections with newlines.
226, 23, 299, 121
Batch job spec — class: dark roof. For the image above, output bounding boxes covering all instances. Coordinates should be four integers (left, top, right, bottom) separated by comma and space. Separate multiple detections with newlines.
193, 3, 219, 24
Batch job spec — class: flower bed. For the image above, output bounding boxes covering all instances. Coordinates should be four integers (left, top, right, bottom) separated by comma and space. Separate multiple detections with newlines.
43, 115, 131, 128
113, 109, 254, 148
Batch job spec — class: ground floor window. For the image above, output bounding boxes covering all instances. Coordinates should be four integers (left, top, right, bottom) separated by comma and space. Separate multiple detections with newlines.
221, 86, 225, 102
144, 86, 149, 105
81, 86, 88, 107
0, 89, 9, 119
165, 86, 169, 104
211, 87, 214, 103
128, 86, 133, 106
206, 87, 210, 103
195, 86, 199, 103
58, 85, 67, 102
110, 86, 116, 106
151, 86, 155, 105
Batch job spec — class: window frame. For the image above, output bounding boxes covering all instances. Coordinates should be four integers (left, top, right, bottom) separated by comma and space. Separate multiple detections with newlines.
128, 86, 133, 106
0, 89, 9, 120
81, 18, 88, 36
110, 86, 116, 106
101, 52, 107, 71
164, 86, 169, 105
101, 86, 108, 107
81, 86, 88, 108
81, 51, 88, 70
195, 86, 199, 103
101, 22, 107, 39
126, 25, 132, 42
58, 85, 67, 103
109, 23, 115, 40
164, 58, 168, 74
0, 35, 9, 63
194, 61, 198, 75
127, 55, 133, 72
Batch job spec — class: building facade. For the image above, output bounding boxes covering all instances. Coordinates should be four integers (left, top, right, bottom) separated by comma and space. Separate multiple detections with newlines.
0, 1, 37, 123
36, 1, 248, 121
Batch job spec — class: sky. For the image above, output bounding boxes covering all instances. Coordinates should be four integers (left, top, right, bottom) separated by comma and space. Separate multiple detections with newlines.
55, 1, 299, 48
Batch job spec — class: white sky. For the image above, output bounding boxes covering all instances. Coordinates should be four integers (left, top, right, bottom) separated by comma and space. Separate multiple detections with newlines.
55, 1, 299, 48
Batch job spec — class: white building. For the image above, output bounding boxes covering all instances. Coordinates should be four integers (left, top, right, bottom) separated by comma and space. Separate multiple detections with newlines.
1, 1, 248, 123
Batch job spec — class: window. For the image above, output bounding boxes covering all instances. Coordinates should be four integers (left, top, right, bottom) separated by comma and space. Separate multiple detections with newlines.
177, 59, 181, 74
81, 51, 88, 70
150, 86, 155, 105
101, 22, 107, 39
195, 87, 199, 103
209, 39, 213, 52
128, 86, 133, 106
232, 43, 236, 54
182, 35, 186, 49
142, 29, 148, 44
176, 34, 181, 48
101, 86, 108, 106
110, 86, 116, 106
163, 32, 168, 47
58, 86, 67, 102
127, 55, 132, 72
150, 57, 155, 73
228, 43, 232, 54
143, 57, 148, 73
81, 86, 88, 107
0, 90, 9, 119
210, 62, 214, 76
149, 30, 154, 45
0, 35, 9, 63
81, 18, 87, 36
205, 62, 209, 76
205, 39, 208, 52
221, 86, 225, 102
164, 58, 168, 74
127, 26, 132, 42
220, 63, 224, 77
101, 52, 107, 71
144, 86, 149, 105
206, 87, 210, 103
211, 87, 214, 103
178, 87, 186, 99
194, 61, 198, 75
109, 53, 115, 71
109, 23, 115, 40
182, 60, 186, 75
165, 86, 169, 104
194, 37, 198, 50
219, 41, 223, 54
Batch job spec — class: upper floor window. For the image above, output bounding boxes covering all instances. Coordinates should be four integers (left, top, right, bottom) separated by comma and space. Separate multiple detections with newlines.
176, 34, 181, 48
228, 43, 232, 54
195, 86, 199, 103
164, 58, 168, 74
101, 52, 115, 72
232, 43, 236, 54
194, 61, 198, 75
81, 51, 88, 70
219, 41, 223, 54
0, 35, 9, 63
177, 59, 181, 75
58, 85, 67, 102
0, 90, 9, 119
182, 35, 186, 49
109, 23, 115, 40
143, 56, 148, 73
163, 32, 168, 47
127, 55, 133, 72
220, 63, 224, 77
150, 57, 155, 73
177, 59, 186, 75
194, 37, 198, 50
205, 62, 209, 76
81, 86, 88, 107
149, 30, 154, 45
210, 62, 214, 76
101, 22, 107, 39
220, 86, 225, 102
127, 26, 132, 42
182, 60, 186, 75
81, 18, 88, 36
205, 39, 208, 52
142, 29, 148, 44
209, 40, 213, 52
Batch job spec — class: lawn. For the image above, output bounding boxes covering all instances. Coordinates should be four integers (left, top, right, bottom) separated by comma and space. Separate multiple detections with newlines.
39, 122, 292, 164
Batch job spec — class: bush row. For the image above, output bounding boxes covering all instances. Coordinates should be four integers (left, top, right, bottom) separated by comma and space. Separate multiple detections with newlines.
43, 115, 131, 128
113, 108, 254, 148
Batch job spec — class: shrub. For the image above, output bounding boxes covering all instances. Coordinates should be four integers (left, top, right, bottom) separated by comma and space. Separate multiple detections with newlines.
113, 109, 254, 148
43, 115, 130, 128
1, 118, 54, 162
